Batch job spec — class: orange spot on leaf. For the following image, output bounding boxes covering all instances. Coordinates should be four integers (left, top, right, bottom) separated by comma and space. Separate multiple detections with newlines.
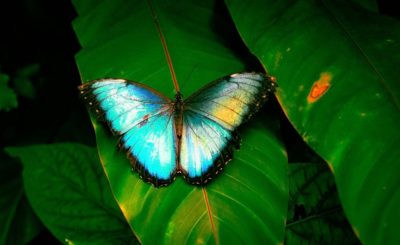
307, 72, 332, 103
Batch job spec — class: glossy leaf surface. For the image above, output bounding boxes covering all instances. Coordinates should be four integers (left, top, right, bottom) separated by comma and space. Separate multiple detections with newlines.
225, 0, 400, 244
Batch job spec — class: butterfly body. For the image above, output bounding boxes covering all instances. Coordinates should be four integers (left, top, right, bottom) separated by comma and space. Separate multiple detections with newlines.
172, 92, 184, 140
79, 72, 276, 187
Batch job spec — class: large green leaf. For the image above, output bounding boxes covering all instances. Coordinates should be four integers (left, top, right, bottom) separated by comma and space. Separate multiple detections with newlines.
225, 0, 400, 244
5, 143, 136, 244
73, 0, 288, 244
286, 163, 359, 244
0, 152, 42, 245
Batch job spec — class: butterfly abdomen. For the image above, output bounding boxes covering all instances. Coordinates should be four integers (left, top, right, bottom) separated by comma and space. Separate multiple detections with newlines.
173, 92, 184, 172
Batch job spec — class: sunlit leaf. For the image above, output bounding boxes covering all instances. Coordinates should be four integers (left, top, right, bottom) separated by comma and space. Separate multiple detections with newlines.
73, 0, 289, 243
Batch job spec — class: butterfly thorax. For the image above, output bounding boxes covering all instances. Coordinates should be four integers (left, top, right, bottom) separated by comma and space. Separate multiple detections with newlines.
174, 92, 183, 105
173, 92, 184, 138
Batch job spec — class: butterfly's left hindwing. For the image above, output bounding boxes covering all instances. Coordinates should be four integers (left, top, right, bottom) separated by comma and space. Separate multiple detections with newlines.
179, 110, 239, 184
79, 79, 177, 186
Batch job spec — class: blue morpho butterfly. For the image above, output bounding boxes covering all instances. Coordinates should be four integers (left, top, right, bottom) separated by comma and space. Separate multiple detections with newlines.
79, 72, 276, 187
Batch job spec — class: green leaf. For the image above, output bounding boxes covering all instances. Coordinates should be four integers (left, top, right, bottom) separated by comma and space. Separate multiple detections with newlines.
0, 73, 18, 111
225, 0, 400, 244
286, 163, 359, 244
14, 63, 40, 99
5, 143, 137, 245
0, 152, 42, 245
73, 0, 288, 243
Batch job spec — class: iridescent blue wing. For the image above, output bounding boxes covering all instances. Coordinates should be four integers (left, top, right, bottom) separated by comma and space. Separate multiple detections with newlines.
79, 79, 177, 186
180, 72, 276, 184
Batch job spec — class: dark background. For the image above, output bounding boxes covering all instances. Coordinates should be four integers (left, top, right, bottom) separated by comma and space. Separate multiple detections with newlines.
0, 0, 94, 149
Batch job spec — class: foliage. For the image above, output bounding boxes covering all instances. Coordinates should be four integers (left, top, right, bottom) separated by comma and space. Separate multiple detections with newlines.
286, 163, 360, 244
6, 144, 136, 244
0, 72, 18, 111
225, 0, 400, 243
1, 0, 398, 244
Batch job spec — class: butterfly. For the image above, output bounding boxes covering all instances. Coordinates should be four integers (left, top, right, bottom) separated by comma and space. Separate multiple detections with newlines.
79, 72, 276, 187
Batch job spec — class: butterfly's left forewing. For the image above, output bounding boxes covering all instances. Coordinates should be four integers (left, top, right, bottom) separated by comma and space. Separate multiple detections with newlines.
179, 73, 275, 183
79, 79, 177, 186
184, 73, 276, 130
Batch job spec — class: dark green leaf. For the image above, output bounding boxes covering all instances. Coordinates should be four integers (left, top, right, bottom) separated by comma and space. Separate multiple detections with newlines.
73, 0, 289, 243
14, 63, 40, 99
0, 73, 18, 111
5, 143, 137, 245
15, 63, 40, 78
225, 0, 400, 244
0, 152, 42, 245
286, 163, 359, 244
350, 0, 378, 13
